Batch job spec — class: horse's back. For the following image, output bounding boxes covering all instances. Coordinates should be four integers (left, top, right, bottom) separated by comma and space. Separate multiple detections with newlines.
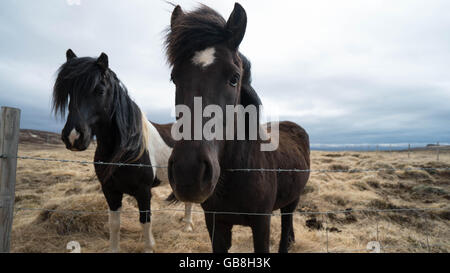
279, 121, 310, 167
151, 122, 175, 148
263, 121, 310, 167
267, 121, 310, 210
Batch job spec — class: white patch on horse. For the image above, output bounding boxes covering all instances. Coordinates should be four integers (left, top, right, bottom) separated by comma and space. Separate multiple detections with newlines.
141, 222, 155, 253
141, 111, 194, 232
69, 128, 80, 145
109, 207, 121, 253
183, 203, 194, 232
192, 47, 216, 68
142, 113, 172, 183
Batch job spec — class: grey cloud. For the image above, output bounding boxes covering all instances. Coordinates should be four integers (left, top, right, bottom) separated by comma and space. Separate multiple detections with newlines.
0, 0, 449, 146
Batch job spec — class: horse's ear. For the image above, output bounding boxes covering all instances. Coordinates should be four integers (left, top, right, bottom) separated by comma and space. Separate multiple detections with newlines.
66, 49, 77, 61
226, 3, 247, 50
97, 52, 109, 72
171, 5, 184, 28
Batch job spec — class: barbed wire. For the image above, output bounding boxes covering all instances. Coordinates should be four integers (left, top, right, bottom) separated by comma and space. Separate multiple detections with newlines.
227, 167, 450, 173
3, 154, 450, 173
14, 206, 449, 216
7, 155, 168, 168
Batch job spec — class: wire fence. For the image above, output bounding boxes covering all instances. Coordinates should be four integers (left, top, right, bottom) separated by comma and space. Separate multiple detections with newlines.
2, 148, 450, 253
12, 205, 450, 253
4, 154, 450, 173
14, 205, 448, 216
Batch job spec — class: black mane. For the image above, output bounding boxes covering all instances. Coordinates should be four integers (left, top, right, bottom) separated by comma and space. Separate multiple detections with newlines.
239, 53, 254, 88
52, 57, 146, 180
52, 57, 102, 118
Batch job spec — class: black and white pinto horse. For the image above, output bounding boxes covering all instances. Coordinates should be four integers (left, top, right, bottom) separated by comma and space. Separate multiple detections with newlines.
52, 50, 193, 253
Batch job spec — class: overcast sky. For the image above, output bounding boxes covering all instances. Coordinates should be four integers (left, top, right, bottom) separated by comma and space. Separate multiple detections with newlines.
0, 0, 449, 145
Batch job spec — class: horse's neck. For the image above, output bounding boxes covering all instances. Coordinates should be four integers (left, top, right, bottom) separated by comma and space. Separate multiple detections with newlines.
222, 139, 260, 169
94, 85, 142, 157
94, 121, 119, 160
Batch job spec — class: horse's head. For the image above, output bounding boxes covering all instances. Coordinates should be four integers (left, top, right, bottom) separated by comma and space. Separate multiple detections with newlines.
166, 3, 261, 203
53, 49, 115, 151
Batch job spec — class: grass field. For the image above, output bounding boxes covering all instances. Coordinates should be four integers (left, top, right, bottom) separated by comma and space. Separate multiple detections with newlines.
10, 136, 450, 253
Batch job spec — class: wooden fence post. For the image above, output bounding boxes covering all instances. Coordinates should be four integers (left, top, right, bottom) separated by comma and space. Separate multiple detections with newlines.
0, 107, 21, 253
436, 142, 440, 161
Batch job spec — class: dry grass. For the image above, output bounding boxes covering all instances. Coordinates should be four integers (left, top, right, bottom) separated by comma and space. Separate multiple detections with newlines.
10, 143, 450, 253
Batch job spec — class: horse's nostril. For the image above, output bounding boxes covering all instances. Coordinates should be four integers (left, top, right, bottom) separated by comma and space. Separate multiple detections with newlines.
61, 134, 70, 146
76, 130, 83, 142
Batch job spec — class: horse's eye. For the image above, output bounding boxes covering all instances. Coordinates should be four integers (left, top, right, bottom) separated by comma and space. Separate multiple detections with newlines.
229, 73, 240, 87
95, 88, 105, 96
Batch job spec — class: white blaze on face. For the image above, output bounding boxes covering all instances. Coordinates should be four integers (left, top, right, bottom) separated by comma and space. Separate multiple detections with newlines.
69, 128, 80, 146
192, 47, 216, 68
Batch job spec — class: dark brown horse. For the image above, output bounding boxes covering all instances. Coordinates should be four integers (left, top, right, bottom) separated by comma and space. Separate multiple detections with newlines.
165, 3, 310, 253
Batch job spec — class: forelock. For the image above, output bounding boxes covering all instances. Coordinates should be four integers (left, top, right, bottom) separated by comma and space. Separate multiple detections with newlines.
52, 57, 102, 116
165, 4, 229, 67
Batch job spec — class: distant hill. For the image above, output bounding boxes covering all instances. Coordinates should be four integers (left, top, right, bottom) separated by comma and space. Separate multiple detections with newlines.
407, 145, 450, 151
19, 129, 61, 145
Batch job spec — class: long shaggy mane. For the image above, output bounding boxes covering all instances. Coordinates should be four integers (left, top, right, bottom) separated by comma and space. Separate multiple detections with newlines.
52, 57, 148, 181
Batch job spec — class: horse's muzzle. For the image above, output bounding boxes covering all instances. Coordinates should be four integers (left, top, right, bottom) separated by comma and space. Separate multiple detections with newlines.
168, 142, 219, 204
